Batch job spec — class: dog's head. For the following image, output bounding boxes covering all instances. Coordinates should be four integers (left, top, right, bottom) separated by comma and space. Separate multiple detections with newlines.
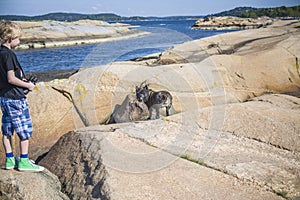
135, 85, 150, 102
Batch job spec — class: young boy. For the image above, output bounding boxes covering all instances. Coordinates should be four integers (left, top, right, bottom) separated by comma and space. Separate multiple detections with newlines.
0, 21, 44, 171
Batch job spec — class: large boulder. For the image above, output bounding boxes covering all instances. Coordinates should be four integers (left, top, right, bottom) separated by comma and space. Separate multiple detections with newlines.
26, 80, 76, 159
106, 94, 149, 124
40, 126, 284, 200
0, 169, 69, 200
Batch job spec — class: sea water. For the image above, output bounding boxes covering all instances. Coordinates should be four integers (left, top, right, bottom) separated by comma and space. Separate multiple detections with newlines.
16, 20, 232, 73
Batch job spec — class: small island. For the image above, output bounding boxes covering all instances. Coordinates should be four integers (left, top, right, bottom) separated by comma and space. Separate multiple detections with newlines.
16, 20, 149, 50
192, 16, 273, 30
192, 5, 299, 30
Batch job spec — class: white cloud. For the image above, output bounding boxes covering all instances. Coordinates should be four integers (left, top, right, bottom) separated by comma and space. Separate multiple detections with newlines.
92, 6, 98, 11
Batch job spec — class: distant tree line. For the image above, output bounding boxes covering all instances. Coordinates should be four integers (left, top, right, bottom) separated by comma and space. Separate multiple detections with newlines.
37, 13, 123, 21
209, 5, 300, 18
239, 6, 300, 18
211, 7, 258, 17
0, 12, 131, 22
1, 5, 299, 22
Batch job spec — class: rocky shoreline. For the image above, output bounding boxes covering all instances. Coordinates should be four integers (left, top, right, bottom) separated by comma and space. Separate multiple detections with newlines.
26, 69, 80, 82
0, 19, 300, 200
16, 20, 149, 50
192, 16, 274, 30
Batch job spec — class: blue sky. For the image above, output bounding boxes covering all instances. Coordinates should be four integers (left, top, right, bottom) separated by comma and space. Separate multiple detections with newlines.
1, 0, 299, 17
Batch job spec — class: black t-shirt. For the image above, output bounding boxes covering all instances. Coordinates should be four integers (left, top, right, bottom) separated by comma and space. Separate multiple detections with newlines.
0, 45, 26, 99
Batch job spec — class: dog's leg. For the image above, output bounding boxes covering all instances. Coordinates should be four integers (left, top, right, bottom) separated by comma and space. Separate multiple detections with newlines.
166, 106, 170, 116
148, 106, 153, 120
155, 107, 160, 119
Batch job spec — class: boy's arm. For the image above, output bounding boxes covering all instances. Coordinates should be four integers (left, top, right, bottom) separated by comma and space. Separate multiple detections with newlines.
7, 70, 35, 91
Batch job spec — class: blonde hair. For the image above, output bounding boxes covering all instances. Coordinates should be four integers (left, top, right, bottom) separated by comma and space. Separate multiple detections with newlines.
0, 21, 22, 43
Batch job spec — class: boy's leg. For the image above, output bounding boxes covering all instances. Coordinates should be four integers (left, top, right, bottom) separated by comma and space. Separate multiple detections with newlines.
15, 99, 31, 160
1, 98, 43, 171
18, 138, 44, 172
2, 135, 17, 169
1, 98, 14, 154
2, 135, 13, 154
20, 139, 29, 156
13, 99, 44, 172
1, 98, 16, 169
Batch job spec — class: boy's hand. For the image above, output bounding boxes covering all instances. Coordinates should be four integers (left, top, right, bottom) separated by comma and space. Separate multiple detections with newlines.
27, 81, 35, 91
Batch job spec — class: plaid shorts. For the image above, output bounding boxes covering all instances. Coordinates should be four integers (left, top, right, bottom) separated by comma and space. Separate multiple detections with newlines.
0, 97, 33, 140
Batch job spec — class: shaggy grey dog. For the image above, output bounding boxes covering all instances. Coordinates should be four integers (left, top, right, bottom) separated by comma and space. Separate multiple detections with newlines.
136, 83, 172, 119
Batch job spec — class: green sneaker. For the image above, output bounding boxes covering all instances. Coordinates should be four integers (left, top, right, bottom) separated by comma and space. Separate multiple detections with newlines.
5, 157, 17, 170
18, 158, 44, 172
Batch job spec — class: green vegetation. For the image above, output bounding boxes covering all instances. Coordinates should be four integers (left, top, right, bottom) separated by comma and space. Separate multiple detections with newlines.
36, 13, 123, 21
275, 190, 288, 198
180, 154, 207, 166
0, 12, 126, 22
211, 7, 258, 17
239, 6, 300, 18
209, 5, 300, 18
